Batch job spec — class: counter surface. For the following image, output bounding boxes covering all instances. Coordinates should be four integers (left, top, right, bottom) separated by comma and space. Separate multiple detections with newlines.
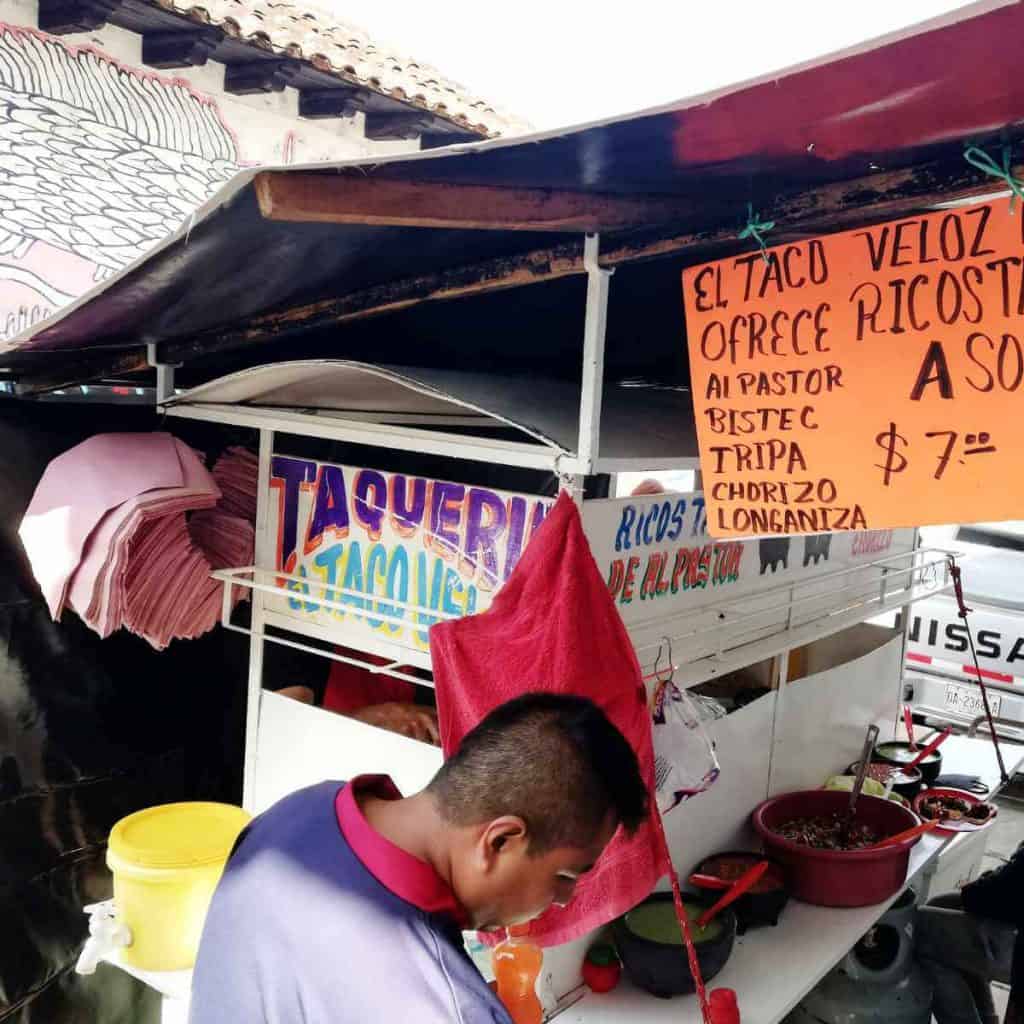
564, 734, 1024, 1024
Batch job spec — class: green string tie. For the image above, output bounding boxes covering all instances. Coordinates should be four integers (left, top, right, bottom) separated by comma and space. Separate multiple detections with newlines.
963, 144, 1024, 215
738, 202, 775, 263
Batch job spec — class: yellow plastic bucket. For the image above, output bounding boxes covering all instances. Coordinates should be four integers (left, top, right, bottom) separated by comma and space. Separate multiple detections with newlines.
107, 801, 251, 970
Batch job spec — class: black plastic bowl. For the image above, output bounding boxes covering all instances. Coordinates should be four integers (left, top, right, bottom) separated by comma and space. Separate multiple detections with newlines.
848, 761, 925, 801
691, 851, 790, 934
874, 741, 942, 785
611, 892, 736, 999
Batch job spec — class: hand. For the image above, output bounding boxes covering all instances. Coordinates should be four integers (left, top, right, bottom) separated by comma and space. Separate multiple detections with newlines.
276, 686, 315, 705
349, 703, 440, 746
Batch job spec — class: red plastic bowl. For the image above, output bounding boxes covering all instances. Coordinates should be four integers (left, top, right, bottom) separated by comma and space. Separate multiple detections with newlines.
752, 790, 921, 908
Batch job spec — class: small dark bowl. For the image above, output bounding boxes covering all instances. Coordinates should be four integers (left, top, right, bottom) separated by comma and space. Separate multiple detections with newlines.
611, 892, 736, 999
691, 851, 790, 934
874, 741, 942, 785
848, 761, 925, 801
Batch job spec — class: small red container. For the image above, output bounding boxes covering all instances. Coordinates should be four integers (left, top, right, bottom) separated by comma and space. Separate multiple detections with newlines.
752, 790, 921, 908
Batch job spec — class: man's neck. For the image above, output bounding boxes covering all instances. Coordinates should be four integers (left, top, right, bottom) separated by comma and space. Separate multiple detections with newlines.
361, 789, 455, 889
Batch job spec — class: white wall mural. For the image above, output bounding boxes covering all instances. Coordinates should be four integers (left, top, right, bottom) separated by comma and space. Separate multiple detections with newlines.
0, 25, 240, 340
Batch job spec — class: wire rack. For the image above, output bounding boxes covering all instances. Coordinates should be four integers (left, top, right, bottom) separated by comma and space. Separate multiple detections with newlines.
213, 548, 956, 691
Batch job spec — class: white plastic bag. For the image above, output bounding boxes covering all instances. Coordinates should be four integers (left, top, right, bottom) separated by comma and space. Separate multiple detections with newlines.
651, 679, 720, 815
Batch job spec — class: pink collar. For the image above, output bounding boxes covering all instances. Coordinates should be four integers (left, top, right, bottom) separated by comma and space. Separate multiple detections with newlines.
336, 775, 467, 926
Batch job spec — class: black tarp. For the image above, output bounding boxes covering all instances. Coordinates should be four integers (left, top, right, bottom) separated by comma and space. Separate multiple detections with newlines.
0, 407, 607, 1020
0, 405, 257, 1021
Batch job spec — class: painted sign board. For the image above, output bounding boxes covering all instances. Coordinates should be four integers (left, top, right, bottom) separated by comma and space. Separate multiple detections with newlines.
262, 458, 914, 671
581, 492, 915, 669
265, 455, 552, 653
683, 196, 1024, 536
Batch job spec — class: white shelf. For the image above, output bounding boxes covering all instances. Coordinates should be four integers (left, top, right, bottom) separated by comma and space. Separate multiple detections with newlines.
564, 734, 1024, 1024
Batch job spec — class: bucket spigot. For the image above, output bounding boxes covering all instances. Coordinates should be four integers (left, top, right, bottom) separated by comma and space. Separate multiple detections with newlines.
76, 901, 133, 975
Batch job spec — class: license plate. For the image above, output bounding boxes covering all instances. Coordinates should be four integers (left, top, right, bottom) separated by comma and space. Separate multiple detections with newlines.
943, 682, 1002, 720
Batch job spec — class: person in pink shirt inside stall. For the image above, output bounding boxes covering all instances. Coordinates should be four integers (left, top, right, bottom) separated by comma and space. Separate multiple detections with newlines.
630, 479, 666, 496
272, 646, 439, 744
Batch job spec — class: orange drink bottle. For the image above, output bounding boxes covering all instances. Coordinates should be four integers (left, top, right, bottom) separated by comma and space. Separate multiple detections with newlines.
491, 924, 543, 1024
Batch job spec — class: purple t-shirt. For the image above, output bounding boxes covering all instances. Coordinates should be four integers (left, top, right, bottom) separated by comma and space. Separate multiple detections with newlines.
189, 781, 512, 1023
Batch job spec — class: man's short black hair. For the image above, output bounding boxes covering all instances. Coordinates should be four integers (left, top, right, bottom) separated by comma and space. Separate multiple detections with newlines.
428, 693, 648, 854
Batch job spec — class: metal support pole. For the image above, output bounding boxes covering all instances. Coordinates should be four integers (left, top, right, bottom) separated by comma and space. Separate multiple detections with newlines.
147, 342, 180, 405
577, 233, 613, 473
242, 428, 273, 810
766, 651, 791, 797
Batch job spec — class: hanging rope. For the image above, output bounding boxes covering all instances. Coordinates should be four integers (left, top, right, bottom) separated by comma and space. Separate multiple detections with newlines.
667, 863, 713, 1024
647, 637, 713, 1024
738, 202, 775, 263
948, 555, 1010, 784
963, 143, 1024, 214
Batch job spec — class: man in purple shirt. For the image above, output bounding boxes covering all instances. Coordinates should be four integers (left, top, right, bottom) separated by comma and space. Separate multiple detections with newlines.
190, 693, 648, 1023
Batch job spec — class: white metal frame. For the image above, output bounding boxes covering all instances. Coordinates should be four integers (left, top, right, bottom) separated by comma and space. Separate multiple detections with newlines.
215, 565, 471, 632
176, 231, 945, 824
203, 308, 618, 808
147, 342, 179, 405
215, 565, 460, 690
577, 233, 613, 472
167, 401, 703, 479
163, 233, 704, 479
631, 547, 952, 678
241, 428, 273, 809
168, 402, 567, 472
217, 501, 952, 697
222, 437, 950, 811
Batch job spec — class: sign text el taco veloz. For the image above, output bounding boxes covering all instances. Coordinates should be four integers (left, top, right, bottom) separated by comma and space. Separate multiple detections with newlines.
683, 197, 1024, 536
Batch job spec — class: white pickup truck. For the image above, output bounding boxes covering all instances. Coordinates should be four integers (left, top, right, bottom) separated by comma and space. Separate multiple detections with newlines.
906, 522, 1024, 741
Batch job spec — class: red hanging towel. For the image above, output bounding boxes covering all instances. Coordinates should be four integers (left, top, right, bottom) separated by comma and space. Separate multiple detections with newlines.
430, 491, 668, 948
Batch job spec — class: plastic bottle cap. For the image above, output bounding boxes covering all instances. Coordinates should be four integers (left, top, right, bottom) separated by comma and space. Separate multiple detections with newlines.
709, 987, 740, 1024
508, 923, 533, 937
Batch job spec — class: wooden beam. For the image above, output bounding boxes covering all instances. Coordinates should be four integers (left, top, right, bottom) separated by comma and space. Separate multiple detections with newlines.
298, 88, 365, 120
143, 29, 220, 70
38, 0, 119, 34
223, 59, 301, 95
253, 172, 701, 232
12, 149, 1024, 390
363, 112, 433, 141
161, 152, 1024, 367
421, 131, 483, 150
11, 349, 150, 396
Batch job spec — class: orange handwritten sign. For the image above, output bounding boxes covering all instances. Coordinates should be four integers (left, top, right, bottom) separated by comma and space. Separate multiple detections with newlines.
683, 196, 1024, 537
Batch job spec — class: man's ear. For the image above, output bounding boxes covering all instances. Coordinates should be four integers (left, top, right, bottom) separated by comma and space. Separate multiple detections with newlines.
478, 816, 529, 870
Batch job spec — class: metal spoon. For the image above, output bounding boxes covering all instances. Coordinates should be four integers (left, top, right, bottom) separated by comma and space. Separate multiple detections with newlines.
841, 724, 880, 848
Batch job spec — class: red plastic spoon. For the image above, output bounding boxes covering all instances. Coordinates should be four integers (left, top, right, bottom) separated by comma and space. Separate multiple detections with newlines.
903, 705, 917, 751
696, 861, 769, 929
871, 819, 942, 849
688, 874, 732, 891
906, 727, 953, 771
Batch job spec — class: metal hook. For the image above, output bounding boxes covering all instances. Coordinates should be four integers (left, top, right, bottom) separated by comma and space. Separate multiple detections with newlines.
654, 636, 674, 684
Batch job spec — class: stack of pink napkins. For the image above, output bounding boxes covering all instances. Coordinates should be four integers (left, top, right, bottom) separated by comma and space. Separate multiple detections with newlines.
211, 446, 259, 522
20, 432, 254, 650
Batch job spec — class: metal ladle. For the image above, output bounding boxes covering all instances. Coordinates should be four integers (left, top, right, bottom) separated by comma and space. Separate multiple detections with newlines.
841, 724, 880, 849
